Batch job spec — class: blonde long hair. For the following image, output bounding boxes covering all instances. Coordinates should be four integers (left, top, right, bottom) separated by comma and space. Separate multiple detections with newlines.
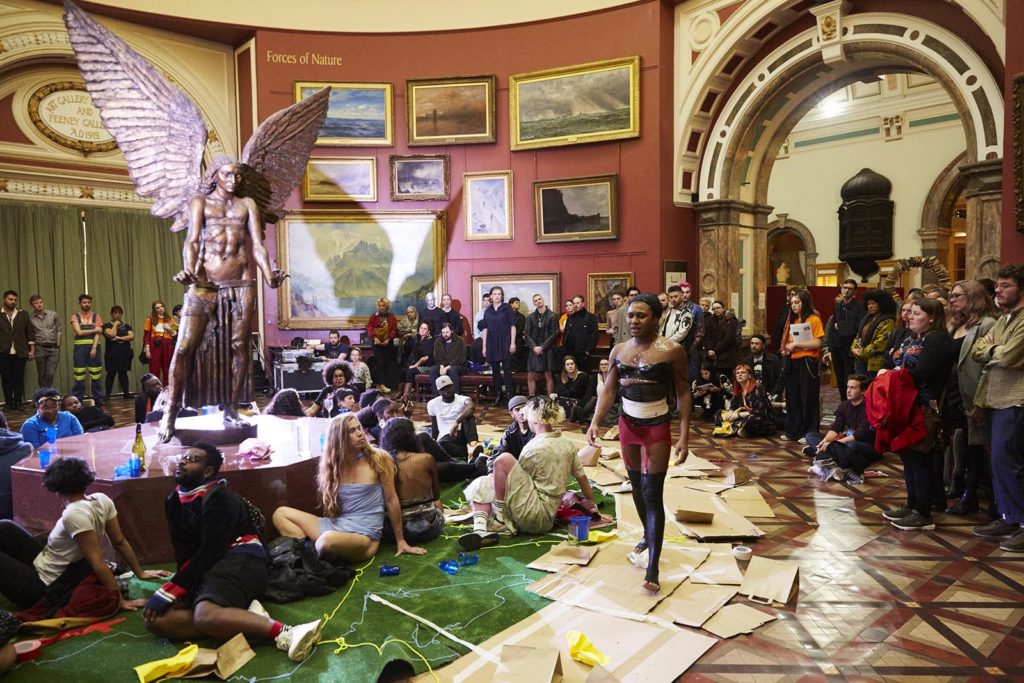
318, 414, 394, 518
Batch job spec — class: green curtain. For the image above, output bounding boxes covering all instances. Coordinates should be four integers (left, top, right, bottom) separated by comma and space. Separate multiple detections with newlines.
0, 200, 87, 397
83, 207, 185, 395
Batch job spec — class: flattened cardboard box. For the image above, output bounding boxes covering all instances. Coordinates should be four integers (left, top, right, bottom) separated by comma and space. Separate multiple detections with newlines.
719, 485, 775, 518
664, 487, 765, 539
701, 603, 777, 639
737, 556, 800, 605
528, 542, 601, 572
651, 580, 739, 628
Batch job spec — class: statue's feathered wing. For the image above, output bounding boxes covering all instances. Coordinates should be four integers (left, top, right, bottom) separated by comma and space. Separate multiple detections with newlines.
242, 87, 330, 224
63, 1, 206, 231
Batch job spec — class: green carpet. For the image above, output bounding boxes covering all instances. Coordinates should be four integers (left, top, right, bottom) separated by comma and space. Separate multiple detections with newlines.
8, 485, 613, 682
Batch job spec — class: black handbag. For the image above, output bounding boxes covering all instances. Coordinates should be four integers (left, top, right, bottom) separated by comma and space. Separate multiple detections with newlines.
138, 348, 150, 365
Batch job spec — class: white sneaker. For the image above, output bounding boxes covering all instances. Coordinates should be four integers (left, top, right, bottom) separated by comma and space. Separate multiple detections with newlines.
248, 599, 270, 618
276, 618, 324, 661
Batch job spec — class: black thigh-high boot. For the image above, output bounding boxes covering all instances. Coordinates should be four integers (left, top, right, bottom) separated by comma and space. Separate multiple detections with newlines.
641, 471, 667, 587
627, 469, 647, 551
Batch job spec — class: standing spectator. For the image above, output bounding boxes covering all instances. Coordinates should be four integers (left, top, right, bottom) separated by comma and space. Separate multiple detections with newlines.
20, 388, 83, 448
27, 295, 60, 390
366, 298, 398, 393
70, 294, 103, 404
469, 294, 491, 366
850, 290, 897, 378
555, 299, 573, 355
824, 279, 865, 401
680, 282, 704, 378
743, 334, 783, 396
143, 300, 174, 384
438, 294, 462, 335
661, 285, 694, 348
780, 289, 825, 442
525, 293, 559, 397
563, 295, 598, 372
102, 305, 134, 400
0, 411, 32, 519
885, 296, 918, 362
508, 297, 528, 371
482, 286, 518, 404
419, 292, 444, 336
703, 300, 739, 375
944, 280, 996, 514
608, 289, 629, 345
970, 264, 1024, 550
0, 291, 34, 411
879, 298, 955, 531
430, 322, 468, 395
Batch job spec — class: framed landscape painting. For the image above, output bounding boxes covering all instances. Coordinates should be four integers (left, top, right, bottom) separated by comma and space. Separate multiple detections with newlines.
390, 154, 449, 201
471, 273, 560, 323
588, 271, 633, 331
406, 75, 496, 146
463, 170, 513, 241
295, 81, 393, 146
534, 174, 618, 243
510, 55, 640, 150
277, 210, 446, 329
303, 158, 377, 202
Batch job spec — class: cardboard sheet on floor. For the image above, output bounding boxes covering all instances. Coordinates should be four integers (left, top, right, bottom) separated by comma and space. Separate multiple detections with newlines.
431, 602, 717, 683
719, 486, 775, 518
613, 492, 642, 532
674, 454, 719, 471
651, 580, 739, 628
665, 487, 765, 540
528, 542, 601, 572
709, 465, 752, 486
681, 480, 735, 495
494, 644, 562, 682
688, 543, 744, 585
737, 556, 800, 605
701, 603, 777, 639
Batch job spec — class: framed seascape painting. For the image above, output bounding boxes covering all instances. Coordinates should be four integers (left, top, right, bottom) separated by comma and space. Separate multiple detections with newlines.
509, 55, 640, 150
390, 154, 449, 201
588, 271, 634, 331
303, 158, 377, 202
277, 210, 446, 329
534, 174, 618, 243
406, 75, 496, 146
471, 273, 560, 323
463, 170, 513, 241
295, 81, 393, 146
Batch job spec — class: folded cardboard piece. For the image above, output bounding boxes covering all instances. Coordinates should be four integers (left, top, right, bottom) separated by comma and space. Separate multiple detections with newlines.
737, 556, 800, 606
528, 542, 602, 572
578, 444, 602, 467
673, 494, 717, 524
585, 465, 625, 488
651, 580, 739, 628
709, 465, 752, 486
432, 602, 716, 683
494, 644, 562, 682
665, 486, 765, 540
700, 603, 777, 639
719, 485, 775, 518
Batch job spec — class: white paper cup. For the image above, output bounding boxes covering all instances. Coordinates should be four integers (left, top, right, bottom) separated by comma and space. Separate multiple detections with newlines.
732, 546, 753, 561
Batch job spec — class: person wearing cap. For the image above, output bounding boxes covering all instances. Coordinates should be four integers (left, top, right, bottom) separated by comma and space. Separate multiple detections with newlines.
486, 395, 535, 473
427, 375, 477, 461
19, 387, 83, 449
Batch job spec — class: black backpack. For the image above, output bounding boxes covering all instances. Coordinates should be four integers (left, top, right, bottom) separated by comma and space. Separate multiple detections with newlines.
263, 536, 355, 604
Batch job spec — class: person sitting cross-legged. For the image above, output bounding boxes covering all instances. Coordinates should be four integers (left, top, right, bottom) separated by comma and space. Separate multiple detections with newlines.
803, 374, 880, 483
485, 395, 535, 473
458, 396, 596, 550
143, 443, 325, 662
427, 375, 478, 461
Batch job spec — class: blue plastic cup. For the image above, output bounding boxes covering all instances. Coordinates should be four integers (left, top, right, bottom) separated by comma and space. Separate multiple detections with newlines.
114, 464, 131, 478
379, 564, 400, 577
457, 552, 478, 566
438, 560, 459, 575
569, 516, 591, 542
38, 448, 51, 469
45, 426, 57, 445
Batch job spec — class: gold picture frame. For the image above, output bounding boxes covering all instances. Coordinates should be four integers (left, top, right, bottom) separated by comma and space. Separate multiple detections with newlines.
588, 272, 633, 331
389, 154, 450, 201
534, 174, 618, 243
463, 170, 513, 241
510, 55, 640, 151
295, 81, 393, 146
406, 75, 497, 146
277, 210, 446, 329
302, 157, 377, 202
471, 273, 560, 324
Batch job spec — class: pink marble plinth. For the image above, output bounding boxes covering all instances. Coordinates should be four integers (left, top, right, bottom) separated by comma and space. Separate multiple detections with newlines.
12, 416, 329, 564
171, 413, 260, 446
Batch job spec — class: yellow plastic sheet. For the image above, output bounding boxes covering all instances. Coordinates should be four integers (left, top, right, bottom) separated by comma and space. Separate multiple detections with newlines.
133, 643, 198, 683
586, 529, 617, 543
566, 630, 610, 667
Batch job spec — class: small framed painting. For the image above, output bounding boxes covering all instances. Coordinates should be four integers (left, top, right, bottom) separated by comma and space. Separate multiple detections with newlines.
463, 170, 513, 241
302, 158, 377, 202
389, 154, 450, 201
534, 174, 618, 243
295, 81, 393, 146
406, 75, 497, 146
588, 272, 634, 331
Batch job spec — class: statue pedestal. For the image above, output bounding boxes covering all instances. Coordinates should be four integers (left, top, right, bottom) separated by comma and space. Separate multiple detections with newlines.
172, 413, 259, 446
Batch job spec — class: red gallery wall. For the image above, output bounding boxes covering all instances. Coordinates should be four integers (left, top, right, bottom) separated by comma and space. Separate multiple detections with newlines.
251, 0, 694, 346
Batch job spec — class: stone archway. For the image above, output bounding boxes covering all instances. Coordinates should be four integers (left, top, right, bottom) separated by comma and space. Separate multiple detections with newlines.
919, 152, 968, 282
766, 214, 817, 286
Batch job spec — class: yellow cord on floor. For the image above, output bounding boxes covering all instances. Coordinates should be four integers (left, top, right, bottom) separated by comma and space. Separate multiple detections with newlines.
316, 556, 440, 682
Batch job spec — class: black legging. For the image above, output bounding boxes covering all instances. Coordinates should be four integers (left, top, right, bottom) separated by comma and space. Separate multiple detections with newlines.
784, 357, 821, 439
0, 520, 47, 609
415, 433, 482, 482
490, 358, 516, 397
900, 451, 939, 518
641, 472, 666, 586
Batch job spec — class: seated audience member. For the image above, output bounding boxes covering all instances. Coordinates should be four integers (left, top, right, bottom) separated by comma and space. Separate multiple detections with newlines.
369, 398, 399, 443
347, 347, 373, 395
329, 387, 357, 417
487, 395, 535, 472
804, 374, 879, 482
356, 406, 379, 445
21, 388, 84, 448
322, 330, 350, 360
551, 355, 591, 422
399, 323, 434, 401
61, 395, 115, 432
134, 373, 163, 424
427, 376, 478, 461
264, 389, 306, 418
143, 444, 323, 662
692, 363, 726, 421
851, 290, 897, 377
358, 388, 381, 410
379, 418, 444, 544
306, 360, 354, 418
743, 334, 783, 395
430, 322, 468, 396
0, 609, 16, 673
459, 396, 596, 549
273, 415, 427, 563
0, 457, 165, 618
0, 411, 32, 519
718, 364, 775, 438
579, 358, 614, 424
396, 307, 420, 354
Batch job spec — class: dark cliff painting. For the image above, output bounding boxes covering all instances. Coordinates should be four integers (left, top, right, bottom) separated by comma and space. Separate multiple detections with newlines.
534, 174, 619, 243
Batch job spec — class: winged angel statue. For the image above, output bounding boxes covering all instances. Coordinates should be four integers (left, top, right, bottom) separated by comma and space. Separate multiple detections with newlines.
63, 2, 329, 441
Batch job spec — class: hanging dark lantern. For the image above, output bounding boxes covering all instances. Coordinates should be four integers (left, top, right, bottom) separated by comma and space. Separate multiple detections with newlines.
837, 168, 894, 280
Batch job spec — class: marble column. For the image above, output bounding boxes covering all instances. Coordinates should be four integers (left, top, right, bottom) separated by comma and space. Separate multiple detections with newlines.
959, 159, 1002, 279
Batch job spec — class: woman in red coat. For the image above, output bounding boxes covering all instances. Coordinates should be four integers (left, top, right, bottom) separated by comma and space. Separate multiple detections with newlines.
143, 300, 175, 383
